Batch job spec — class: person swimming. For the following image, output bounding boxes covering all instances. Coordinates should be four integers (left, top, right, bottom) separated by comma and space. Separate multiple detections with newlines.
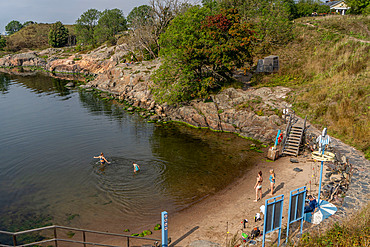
94, 152, 110, 165
133, 162, 140, 173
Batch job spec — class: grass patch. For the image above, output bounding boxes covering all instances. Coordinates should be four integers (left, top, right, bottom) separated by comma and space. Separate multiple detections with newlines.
298, 203, 370, 246
253, 15, 370, 159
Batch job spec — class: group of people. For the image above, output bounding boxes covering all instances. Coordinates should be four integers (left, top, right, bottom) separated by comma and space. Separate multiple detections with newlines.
93, 152, 140, 173
254, 169, 276, 202
253, 169, 318, 215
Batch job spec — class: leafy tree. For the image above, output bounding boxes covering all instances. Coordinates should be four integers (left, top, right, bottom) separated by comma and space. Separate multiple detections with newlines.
5, 20, 23, 35
75, 8, 101, 45
152, 6, 255, 104
94, 8, 127, 44
346, 0, 370, 15
0, 35, 6, 50
283, 0, 298, 19
127, 5, 153, 29
48, 21, 69, 48
296, 0, 329, 17
219, 0, 293, 54
23, 21, 36, 27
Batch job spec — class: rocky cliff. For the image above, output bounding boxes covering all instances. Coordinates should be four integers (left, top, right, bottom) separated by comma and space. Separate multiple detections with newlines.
0, 45, 290, 142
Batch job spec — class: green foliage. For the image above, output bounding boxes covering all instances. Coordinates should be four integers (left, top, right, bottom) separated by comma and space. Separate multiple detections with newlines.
75, 9, 101, 45
23, 21, 36, 27
296, 0, 330, 17
154, 224, 161, 230
5, 20, 23, 35
0, 35, 6, 50
347, 0, 370, 15
95, 8, 127, 44
127, 5, 153, 29
298, 203, 370, 246
152, 6, 256, 104
48, 21, 69, 48
221, 0, 294, 54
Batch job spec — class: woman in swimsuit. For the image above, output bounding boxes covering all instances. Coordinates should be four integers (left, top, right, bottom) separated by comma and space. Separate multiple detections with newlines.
269, 169, 276, 196
254, 171, 263, 202
94, 152, 110, 165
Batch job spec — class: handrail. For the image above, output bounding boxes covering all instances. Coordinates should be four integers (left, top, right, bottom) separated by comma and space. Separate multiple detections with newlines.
0, 225, 160, 247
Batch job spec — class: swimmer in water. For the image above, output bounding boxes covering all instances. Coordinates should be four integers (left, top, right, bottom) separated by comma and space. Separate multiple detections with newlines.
133, 162, 140, 173
94, 152, 110, 165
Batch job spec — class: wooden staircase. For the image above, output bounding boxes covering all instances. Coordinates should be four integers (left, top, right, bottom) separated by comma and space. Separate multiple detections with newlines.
282, 124, 304, 156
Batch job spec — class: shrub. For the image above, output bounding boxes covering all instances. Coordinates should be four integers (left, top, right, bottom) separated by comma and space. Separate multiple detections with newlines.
48, 21, 69, 48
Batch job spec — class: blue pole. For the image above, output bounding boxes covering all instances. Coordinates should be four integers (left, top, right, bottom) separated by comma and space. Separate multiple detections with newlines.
262, 199, 268, 247
161, 211, 168, 247
274, 130, 281, 148
317, 146, 325, 207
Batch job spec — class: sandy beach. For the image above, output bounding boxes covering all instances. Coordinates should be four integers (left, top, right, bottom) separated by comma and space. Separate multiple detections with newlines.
101, 151, 319, 247
165, 153, 320, 246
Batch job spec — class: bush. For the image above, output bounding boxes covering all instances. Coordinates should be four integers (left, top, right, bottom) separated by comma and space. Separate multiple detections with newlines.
48, 21, 69, 48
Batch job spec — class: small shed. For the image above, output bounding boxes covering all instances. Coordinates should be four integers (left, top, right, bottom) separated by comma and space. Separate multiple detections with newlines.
256, 55, 279, 73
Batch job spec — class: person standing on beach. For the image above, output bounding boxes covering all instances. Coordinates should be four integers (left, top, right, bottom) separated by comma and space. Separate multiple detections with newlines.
254, 171, 263, 202
94, 152, 110, 165
269, 169, 276, 196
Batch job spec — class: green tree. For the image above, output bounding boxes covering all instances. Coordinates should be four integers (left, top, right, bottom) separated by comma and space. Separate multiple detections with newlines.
346, 0, 370, 15
152, 6, 255, 104
220, 0, 293, 54
75, 9, 101, 45
5, 20, 23, 35
48, 21, 69, 48
23, 21, 36, 27
0, 35, 6, 50
94, 8, 127, 44
127, 5, 153, 29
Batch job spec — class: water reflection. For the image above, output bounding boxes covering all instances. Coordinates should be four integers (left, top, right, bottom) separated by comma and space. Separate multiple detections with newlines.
0, 73, 11, 94
0, 72, 72, 96
150, 123, 261, 207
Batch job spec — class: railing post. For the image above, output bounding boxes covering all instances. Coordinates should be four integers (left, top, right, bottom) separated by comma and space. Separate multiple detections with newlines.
54, 227, 58, 247
12, 235, 17, 246
127, 236, 130, 247
83, 231, 87, 247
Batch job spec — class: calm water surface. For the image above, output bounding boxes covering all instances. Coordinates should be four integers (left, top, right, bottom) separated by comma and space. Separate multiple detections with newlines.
0, 72, 260, 235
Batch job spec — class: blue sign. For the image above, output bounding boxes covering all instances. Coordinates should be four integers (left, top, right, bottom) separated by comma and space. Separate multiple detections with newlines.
286, 186, 306, 242
262, 195, 284, 247
161, 211, 168, 247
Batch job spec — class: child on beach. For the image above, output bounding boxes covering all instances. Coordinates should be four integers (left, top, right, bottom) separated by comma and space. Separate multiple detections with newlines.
94, 152, 110, 165
269, 169, 276, 196
133, 162, 140, 173
254, 171, 263, 202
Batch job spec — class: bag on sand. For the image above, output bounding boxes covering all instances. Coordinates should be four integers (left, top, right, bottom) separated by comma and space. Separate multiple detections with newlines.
251, 227, 260, 239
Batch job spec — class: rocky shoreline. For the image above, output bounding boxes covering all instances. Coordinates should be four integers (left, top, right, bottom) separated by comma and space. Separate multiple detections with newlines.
0, 46, 290, 142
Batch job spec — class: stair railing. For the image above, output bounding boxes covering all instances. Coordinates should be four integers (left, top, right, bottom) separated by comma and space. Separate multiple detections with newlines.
0, 225, 160, 247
